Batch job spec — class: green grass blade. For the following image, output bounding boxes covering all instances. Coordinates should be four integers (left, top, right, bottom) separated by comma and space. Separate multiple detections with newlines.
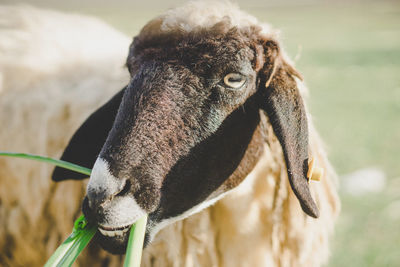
124, 215, 148, 267
43, 233, 76, 267
0, 152, 91, 176
0, 151, 147, 266
57, 226, 97, 266
44, 215, 97, 267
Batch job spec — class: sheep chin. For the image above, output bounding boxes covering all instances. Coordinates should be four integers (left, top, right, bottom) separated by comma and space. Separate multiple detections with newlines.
94, 229, 131, 254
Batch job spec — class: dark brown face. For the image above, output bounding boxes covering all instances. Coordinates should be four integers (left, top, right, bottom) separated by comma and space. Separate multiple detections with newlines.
52, 24, 318, 254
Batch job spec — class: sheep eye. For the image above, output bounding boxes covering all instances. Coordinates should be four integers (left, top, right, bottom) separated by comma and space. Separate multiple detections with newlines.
223, 73, 246, 89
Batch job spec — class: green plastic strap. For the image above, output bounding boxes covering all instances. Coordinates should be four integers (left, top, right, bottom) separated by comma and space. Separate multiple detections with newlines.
0, 152, 91, 176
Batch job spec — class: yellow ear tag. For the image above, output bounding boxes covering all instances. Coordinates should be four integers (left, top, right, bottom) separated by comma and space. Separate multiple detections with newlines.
307, 157, 324, 183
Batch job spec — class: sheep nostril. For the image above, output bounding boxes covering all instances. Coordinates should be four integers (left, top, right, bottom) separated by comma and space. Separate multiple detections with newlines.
116, 180, 131, 197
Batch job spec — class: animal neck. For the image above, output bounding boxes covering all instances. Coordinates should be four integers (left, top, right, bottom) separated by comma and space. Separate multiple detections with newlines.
141, 138, 285, 265
141, 122, 339, 266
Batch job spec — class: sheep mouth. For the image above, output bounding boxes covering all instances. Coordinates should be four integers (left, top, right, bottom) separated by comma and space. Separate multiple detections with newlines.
98, 224, 132, 237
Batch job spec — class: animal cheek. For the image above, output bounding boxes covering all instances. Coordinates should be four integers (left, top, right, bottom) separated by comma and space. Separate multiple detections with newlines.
133, 182, 162, 212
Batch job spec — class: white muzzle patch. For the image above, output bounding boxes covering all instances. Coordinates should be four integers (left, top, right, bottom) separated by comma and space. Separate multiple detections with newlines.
87, 157, 147, 230
87, 158, 125, 199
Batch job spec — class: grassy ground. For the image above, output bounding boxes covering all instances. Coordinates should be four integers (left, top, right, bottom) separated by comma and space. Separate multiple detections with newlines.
8, 0, 400, 265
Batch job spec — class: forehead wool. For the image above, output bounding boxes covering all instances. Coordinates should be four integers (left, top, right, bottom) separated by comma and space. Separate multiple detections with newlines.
143, 0, 277, 37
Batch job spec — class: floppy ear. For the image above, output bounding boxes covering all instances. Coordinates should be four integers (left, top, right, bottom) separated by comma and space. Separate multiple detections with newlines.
258, 40, 319, 218
51, 87, 126, 181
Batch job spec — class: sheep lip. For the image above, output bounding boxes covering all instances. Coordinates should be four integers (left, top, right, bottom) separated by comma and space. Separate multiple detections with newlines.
98, 224, 132, 238
98, 224, 132, 231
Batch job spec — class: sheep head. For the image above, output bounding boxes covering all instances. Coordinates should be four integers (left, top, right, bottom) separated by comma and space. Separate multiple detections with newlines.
52, 5, 318, 254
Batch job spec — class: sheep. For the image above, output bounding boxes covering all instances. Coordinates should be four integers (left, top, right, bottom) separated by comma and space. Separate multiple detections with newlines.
0, 2, 340, 267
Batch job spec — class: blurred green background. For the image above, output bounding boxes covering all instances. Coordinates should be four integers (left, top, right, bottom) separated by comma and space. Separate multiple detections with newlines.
4, 0, 400, 265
